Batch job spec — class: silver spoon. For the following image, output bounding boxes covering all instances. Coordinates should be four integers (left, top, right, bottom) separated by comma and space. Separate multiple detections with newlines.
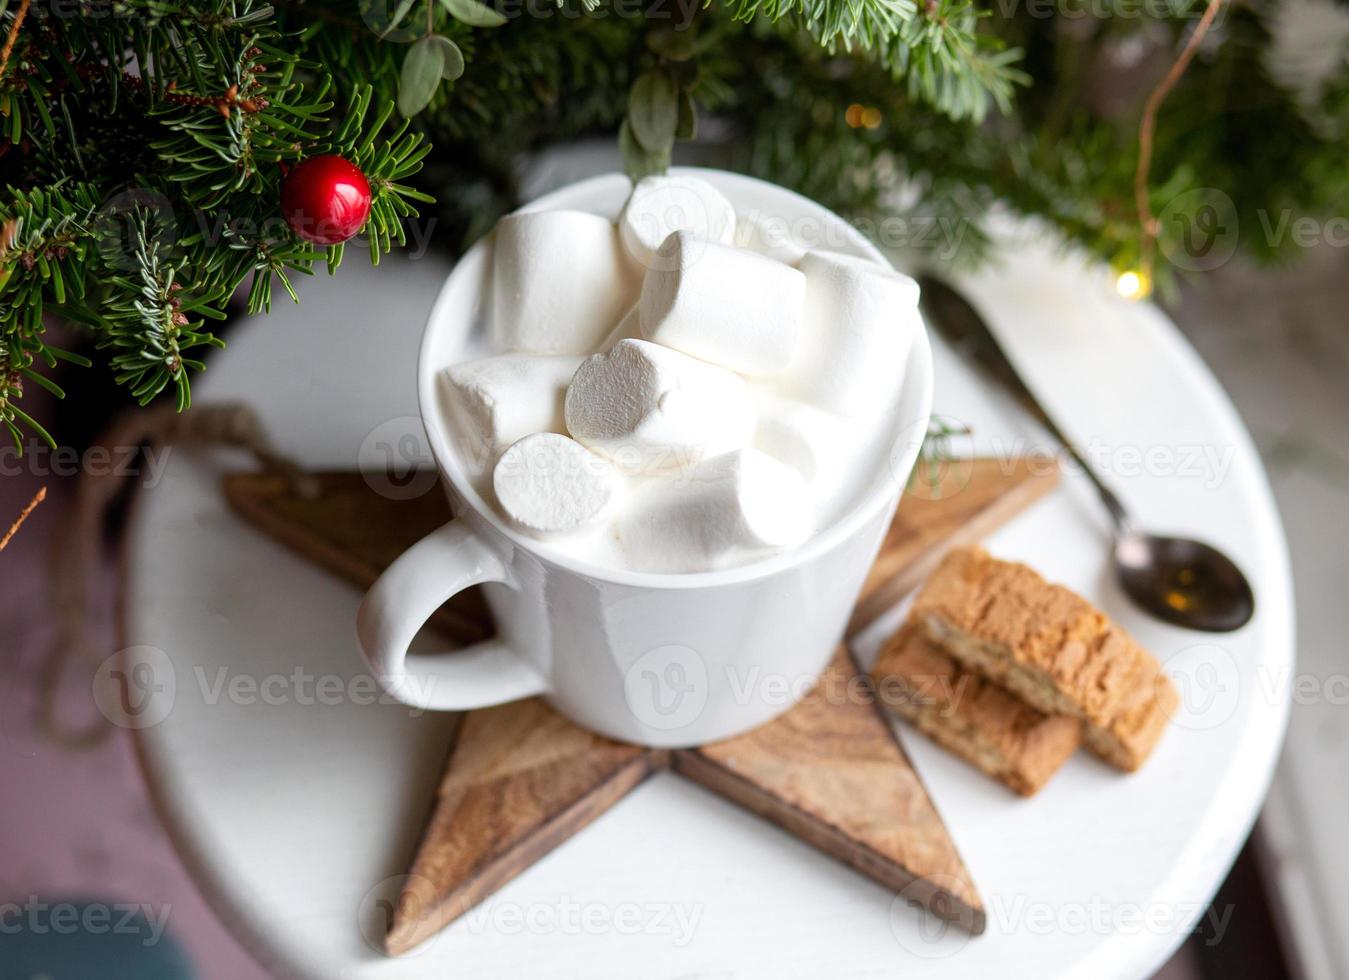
916, 274, 1255, 633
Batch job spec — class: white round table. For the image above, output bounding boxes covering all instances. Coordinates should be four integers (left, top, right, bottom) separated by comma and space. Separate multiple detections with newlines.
124, 217, 1293, 980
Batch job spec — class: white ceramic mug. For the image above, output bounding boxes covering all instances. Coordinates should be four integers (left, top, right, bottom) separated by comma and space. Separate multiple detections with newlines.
356, 169, 933, 747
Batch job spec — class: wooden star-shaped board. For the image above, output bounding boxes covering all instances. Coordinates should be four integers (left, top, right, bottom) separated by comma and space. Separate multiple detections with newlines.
223, 457, 1057, 955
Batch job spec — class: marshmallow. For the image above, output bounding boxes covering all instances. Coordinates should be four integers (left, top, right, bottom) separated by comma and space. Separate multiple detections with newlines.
780, 250, 919, 417
493, 210, 640, 354
733, 209, 806, 266
619, 175, 737, 269
639, 232, 805, 375
616, 449, 811, 572
492, 432, 622, 537
565, 339, 753, 475
752, 392, 858, 491
442, 354, 583, 466
597, 304, 641, 350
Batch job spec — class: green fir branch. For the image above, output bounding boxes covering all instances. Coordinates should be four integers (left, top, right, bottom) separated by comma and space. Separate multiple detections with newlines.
99, 210, 227, 412
0, 2, 436, 441
0, 0, 1344, 448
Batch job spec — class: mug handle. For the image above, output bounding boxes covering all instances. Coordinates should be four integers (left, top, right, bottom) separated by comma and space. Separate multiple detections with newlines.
356, 519, 546, 711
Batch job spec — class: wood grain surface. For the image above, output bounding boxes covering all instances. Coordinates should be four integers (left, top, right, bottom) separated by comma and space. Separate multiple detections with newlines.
671, 648, 986, 933
387, 699, 657, 955
222, 458, 1055, 952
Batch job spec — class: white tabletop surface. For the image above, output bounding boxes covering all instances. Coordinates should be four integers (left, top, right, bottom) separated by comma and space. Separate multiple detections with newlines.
123, 211, 1294, 980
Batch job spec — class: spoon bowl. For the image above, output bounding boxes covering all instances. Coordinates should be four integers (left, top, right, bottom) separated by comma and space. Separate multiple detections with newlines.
1114, 531, 1255, 632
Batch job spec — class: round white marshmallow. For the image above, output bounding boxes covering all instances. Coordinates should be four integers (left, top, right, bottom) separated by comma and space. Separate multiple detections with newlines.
493, 210, 640, 355
565, 338, 754, 475
492, 432, 622, 537
616, 449, 811, 572
638, 231, 805, 375
780, 250, 920, 417
619, 175, 737, 269
442, 354, 583, 466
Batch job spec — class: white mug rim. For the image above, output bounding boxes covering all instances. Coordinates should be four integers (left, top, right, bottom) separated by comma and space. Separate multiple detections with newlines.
417, 167, 934, 591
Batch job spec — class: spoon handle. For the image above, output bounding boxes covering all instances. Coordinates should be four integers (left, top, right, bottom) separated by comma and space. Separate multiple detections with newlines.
916, 274, 1132, 532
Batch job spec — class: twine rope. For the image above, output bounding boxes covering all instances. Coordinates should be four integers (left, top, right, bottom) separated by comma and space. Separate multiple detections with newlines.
41, 403, 316, 749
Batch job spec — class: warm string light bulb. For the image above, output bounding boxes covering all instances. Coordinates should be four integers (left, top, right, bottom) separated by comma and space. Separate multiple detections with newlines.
1114, 268, 1152, 301
844, 103, 883, 130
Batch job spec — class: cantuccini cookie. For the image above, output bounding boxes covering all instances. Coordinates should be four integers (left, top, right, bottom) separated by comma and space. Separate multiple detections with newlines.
872, 624, 1083, 796
911, 546, 1178, 772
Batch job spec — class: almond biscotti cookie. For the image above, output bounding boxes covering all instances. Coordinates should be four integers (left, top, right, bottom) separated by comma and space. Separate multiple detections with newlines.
912, 546, 1178, 772
872, 624, 1083, 796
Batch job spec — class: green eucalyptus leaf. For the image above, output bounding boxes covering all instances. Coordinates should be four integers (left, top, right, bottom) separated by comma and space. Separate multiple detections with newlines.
628, 71, 678, 154
398, 35, 444, 117
382, 0, 420, 36
619, 118, 670, 181
438, 0, 508, 28
428, 34, 465, 80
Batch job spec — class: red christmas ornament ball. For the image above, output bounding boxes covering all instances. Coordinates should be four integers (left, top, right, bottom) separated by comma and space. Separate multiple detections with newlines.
281, 155, 372, 245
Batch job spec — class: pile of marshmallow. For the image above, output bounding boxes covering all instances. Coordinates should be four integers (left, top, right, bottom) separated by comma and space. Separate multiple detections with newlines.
442, 174, 921, 573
